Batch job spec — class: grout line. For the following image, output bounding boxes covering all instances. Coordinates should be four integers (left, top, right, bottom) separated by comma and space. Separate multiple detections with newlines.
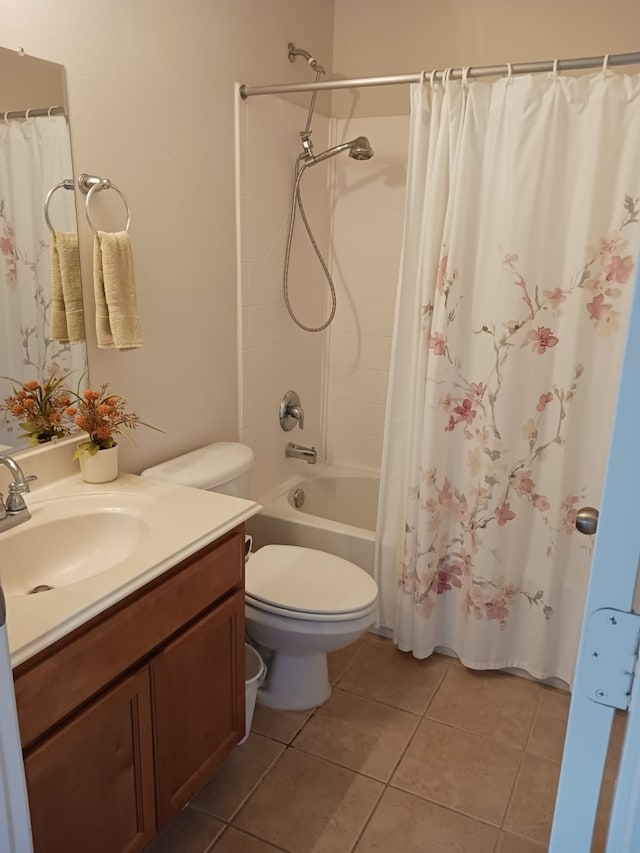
208, 824, 291, 853
349, 778, 387, 852
202, 819, 227, 853
190, 736, 287, 828
498, 683, 545, 838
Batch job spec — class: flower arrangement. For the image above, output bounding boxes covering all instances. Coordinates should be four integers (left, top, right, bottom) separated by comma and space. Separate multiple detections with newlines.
0, 373, 71, 445
65, 383, 159, 459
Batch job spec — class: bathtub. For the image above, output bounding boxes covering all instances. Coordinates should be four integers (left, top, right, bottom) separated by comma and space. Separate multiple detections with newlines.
247, 466, 379, 578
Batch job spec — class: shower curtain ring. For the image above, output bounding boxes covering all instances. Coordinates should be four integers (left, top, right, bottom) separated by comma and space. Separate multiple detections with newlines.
24, 108, 33, 122
3, 111, 10, 124
602, 53, 610, 74
461, 66, 470, 88
443, 68, 452, 86
552, 58, 559, 77
505, 63, 513, 83
429, 69, 438, 89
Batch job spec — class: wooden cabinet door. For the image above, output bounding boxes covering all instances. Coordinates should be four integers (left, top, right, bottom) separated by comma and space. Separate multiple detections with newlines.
24, 667, 155, 853
152, 589, 245, 825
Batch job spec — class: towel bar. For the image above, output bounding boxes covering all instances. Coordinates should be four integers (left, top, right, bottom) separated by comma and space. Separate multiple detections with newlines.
78, 173, 131, 235
43, 179, 75, 234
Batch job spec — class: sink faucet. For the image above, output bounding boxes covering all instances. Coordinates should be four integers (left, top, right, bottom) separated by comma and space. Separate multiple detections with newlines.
0, 454, 37, 533
286, 443, 317, 464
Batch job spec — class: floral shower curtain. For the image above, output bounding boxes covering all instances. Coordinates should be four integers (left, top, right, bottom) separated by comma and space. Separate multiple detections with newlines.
0, 114, 87, 448
375, 70, 640, 682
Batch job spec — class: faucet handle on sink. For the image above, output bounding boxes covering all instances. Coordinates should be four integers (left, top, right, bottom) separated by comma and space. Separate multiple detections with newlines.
5, 476, 36, 514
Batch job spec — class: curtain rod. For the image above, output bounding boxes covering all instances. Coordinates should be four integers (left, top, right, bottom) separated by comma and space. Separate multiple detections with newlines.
240, 51, 640, 99
2, 106, 66, 120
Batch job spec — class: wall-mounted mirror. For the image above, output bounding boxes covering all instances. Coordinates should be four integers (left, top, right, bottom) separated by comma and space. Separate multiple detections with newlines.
0, 47, 88, 452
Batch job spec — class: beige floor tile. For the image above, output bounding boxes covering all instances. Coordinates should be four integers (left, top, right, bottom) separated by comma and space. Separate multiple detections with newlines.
338, 637, 449, 714
145, 806, 224, 853
527, 687, 570, 761
191, 733, 284, 820
426, 666, 540, 746
390, 717, 521, 825
233, 747, 383, 852
328, 637, 367, 685
355, 787, 498, 852
592, 776, 615, 853
211, 827, 285, 852
505, 752, 561, 845
603, 710, 627, 781
251, 703, 315, 744
293, 688, 420, 781
496, 831, 547, 852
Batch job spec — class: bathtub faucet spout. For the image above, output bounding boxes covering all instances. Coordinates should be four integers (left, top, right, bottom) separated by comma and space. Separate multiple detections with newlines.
286, 442, 317, 464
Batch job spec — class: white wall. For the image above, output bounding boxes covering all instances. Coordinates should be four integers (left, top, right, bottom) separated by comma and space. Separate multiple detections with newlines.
326, 114, 409, 470
239, 96, 329, 499
332, 0, 640, 117
2, 1, 335, 473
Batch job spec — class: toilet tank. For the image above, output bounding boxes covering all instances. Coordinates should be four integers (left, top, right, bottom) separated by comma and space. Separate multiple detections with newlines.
140, 442, 254, 497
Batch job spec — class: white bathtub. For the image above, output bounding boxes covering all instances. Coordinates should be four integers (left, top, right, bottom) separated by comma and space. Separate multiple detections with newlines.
247, 466, 379, 578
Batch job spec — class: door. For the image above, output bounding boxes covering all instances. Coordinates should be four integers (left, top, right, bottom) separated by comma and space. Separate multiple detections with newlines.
151, 590, 245, 825
550, 262, 640, 851
24, 666, 156, 853
0, 589, 32, 853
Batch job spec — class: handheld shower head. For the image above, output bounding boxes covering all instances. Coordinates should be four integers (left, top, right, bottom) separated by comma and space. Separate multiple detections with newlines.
308, 136, 374, 166
348, 137, 374, 161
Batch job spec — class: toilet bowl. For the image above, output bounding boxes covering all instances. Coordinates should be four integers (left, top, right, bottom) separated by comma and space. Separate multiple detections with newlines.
245, 545, 378, 709
141, 442, 379, 710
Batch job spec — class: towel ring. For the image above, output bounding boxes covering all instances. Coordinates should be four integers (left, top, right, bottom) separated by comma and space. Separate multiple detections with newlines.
44, 179, 75, 234
85, 180, 131, 235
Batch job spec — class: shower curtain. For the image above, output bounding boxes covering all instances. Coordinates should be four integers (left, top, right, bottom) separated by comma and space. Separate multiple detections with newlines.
0, 115, 86, 448
375, 70, 640, 682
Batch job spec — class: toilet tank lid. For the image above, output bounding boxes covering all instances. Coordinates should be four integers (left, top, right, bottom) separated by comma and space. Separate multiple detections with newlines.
140, 442, 254, 489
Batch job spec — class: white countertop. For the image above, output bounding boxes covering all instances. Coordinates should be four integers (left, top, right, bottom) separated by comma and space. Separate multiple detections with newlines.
1, 473, 261, 668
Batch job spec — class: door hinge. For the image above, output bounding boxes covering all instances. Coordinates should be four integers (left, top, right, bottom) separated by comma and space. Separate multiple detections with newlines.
583, 608, 640, 710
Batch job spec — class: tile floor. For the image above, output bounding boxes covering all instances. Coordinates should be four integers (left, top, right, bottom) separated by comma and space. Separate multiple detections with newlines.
146, 635, 625, 853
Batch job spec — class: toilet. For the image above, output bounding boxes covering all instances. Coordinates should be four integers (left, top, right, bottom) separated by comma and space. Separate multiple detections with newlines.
141, 442, 378, 710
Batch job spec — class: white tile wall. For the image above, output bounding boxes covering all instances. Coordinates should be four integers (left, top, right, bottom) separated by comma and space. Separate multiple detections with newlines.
326, 114, 409, 471
239, 105, 410, 494
238, 96, 329, 499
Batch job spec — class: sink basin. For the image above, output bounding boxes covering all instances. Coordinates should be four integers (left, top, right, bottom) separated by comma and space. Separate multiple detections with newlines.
0, 493, 152, 597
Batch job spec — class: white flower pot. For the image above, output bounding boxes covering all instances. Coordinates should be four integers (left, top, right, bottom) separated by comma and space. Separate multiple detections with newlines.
78, 444, 118, 483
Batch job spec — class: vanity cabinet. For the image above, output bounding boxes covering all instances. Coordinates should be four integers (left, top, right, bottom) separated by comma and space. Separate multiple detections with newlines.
152, 590, 245, 825
13, 526, 246, 853
24, 668, 156, 853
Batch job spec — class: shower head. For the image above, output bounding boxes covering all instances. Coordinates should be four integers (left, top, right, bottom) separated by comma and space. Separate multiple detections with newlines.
308, 136, 374, 165
348, 137, 374, 160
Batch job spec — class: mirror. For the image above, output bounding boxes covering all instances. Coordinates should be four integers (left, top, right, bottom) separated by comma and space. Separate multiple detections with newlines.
0, 47, 88, 452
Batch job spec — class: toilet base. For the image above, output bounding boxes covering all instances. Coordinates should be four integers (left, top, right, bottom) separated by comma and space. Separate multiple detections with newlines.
257, 651, 331, 710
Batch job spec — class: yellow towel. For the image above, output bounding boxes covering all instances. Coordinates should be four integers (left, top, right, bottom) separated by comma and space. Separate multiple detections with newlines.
50, 231, 85, 343
93, 231, 143, 350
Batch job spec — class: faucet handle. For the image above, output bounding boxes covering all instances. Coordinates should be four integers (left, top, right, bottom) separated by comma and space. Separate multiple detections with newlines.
8, 474, 37, 495
0, 492, 6, 520
279, 390, 305, 432
5, 488, 28, 514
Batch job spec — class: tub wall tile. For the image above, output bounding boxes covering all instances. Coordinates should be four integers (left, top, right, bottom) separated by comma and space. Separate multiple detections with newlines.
239, 96, 329, 498
327, 115, 408, 471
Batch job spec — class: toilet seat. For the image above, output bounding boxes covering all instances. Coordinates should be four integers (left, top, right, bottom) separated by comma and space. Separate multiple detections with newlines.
246, 545, 378, 621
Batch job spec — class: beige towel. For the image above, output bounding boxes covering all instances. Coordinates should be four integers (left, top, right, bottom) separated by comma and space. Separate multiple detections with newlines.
93, 231, 143, 349
50, 231, 85, 343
